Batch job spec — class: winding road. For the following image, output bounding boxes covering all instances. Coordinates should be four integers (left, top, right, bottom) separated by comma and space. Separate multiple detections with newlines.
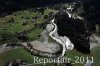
49, 19, 74, 57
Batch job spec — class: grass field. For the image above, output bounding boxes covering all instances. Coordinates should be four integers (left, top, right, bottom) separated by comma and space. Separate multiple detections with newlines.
0, 7, 100, 66
0, 48, 63, 66
0, 48, 34, 66
48, 36, 56, 43
91, 46, 100, 66
0, 46, 99, 66
65, 46, 100, 66
0, 8, 57, 66
0, 8, 56, 45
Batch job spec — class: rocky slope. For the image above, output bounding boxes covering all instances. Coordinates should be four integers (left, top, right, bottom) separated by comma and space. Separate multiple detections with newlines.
55, 10, 91, 54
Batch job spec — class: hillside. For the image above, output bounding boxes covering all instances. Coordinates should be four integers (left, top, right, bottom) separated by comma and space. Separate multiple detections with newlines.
0, 0, 74, 16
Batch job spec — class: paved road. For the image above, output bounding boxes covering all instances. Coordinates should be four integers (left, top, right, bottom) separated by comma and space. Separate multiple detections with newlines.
0, 44, 12, 53
84, 60, 93, 66
0, 44, 19, 53
93, 34, 100, 43
48, 19, 74, 57
90, 34, 100, 49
